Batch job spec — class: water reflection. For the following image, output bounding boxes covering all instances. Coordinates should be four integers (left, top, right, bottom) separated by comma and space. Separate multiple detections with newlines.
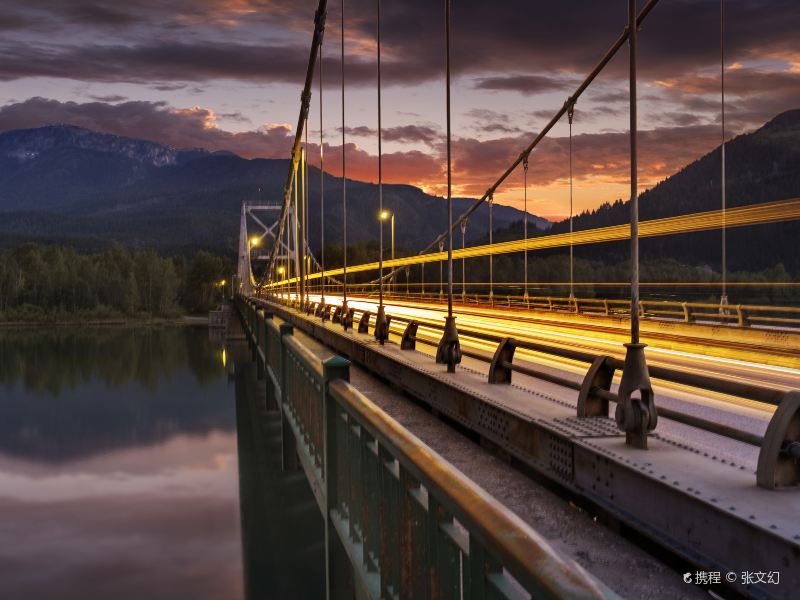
0, 326, 233, 461
0, 326, 243, 600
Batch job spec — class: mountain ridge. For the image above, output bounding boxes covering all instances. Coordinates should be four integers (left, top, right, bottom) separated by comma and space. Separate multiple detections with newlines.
0, 124, 549, 253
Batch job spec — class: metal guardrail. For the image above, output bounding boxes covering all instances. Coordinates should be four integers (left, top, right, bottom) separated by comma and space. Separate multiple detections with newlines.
234, 295, 617, 599
274, 295, 800, 491
300, 287, 800, 330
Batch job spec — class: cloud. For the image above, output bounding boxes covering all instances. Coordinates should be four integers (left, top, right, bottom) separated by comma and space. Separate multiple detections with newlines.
341, 124, 439, 144
473, 74, 573, 95
0, 97, 296, 157
0, 97, 444, 186
447, 123, 725, 197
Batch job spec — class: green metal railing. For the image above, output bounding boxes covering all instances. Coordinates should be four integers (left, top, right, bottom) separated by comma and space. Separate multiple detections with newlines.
234, 295, 618, 599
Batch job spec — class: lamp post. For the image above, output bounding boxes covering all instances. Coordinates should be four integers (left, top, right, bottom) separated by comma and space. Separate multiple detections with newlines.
378, 210, 395, 294
461, 218, 467, 302
375, 209, 391, 343
277, 266, 286, 298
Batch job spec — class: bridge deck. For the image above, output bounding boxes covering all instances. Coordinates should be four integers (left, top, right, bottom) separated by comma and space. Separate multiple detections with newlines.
274, 316, 703, 599
265, 300, 798, 599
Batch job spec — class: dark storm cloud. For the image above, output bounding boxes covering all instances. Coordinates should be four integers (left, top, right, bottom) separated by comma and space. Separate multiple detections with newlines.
2, 1, 797, 91
0, 41, 312, 84
473, 74, 573, 95
341, 124, 439, 144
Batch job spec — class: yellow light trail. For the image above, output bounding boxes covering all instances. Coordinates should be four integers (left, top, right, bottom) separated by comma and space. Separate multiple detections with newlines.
294, 293, 797, 418
267, 197, 800, 286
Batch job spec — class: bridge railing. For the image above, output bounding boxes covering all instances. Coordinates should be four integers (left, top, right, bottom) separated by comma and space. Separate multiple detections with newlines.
300, 286, 800, 330
234, 295, 617, 599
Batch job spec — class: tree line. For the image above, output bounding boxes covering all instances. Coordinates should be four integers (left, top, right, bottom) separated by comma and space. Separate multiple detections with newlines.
0, 243, 232, 320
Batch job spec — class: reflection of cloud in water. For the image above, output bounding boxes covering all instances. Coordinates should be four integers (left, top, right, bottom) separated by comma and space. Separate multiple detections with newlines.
0, 433, 243, 600
0, 432, 237, 498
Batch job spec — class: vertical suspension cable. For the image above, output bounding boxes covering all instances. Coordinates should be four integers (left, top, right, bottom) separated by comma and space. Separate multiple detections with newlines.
439, 240, 444, 298
293, 164, 300, 302
319, 43, 325, 302
628, 0, 640, 344
306, 124, 310, 295
285, 203, 290, 297
445, 0, 454, 318
568, 102, 575, 300
720, 0, 727, 305
377, 0, 384, 308
435, 0, 460, 373
374, 0, 389, 343
341, 0, 348, 314
300, 126, 307, 306
523, 155, 529, 300
488, 193, 493, 301
461, 218, 467, 301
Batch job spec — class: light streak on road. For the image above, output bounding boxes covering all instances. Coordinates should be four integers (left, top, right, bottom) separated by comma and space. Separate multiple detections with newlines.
294, 293, 798, 420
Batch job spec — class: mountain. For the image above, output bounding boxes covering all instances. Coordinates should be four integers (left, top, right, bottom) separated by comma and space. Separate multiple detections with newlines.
0, 124, 549, 255
496, 109, 800, 274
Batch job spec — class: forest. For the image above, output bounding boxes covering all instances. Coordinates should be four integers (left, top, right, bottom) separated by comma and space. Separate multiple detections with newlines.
0, 243, 232, 321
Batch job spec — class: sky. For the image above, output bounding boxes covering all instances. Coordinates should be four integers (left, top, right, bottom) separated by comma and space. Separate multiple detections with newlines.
0, 0, 798, 220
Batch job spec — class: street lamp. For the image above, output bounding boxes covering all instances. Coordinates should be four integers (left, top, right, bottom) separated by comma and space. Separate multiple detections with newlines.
380, 210, 395, 294
277, 266, 286, 297
375, 209, 392, 344
249, 236, 260, 248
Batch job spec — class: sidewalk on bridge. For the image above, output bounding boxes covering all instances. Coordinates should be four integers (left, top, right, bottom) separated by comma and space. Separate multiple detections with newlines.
283, 320, 704, 600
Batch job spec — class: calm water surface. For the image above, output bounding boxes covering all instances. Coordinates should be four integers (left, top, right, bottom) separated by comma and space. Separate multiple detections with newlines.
0, 326, 323, 600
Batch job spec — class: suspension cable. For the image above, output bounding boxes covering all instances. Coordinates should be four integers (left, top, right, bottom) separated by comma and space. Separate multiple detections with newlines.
523, 155, 529, 300
568, 101, 575, 300
720, 0, 727, 305
341, 0, 349, 315
293, 162, 300, 301
629, 0, 640, 345
264, 1, 327, 285
488, 192, 493, 301
379, 0, 661, 286
461, 218, 467, 301
301, 119, 308, 305
377, 0, 384, 308
445, 0, 454, 318
319, 39, 325, 301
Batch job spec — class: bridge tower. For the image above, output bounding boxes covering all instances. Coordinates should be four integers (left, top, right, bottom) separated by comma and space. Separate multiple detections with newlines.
238, 201, 320, 298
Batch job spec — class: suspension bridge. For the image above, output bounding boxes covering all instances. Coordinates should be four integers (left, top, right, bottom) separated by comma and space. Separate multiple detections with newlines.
228, 1, 799, 598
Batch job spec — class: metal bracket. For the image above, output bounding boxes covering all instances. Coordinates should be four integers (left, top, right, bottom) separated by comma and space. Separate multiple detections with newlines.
488, 338, 516, 384
357, 311, 371, 334
578, 356, 615, 418
614, 343, 657, 449
757, 391, 800, 490
400, 321, 418, 350
342, 306, 354, 331
435, 316, 462, 373
374, 306, 389, 345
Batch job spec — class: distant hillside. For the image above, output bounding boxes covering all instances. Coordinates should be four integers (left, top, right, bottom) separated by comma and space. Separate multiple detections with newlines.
0, 124, 549, 255
499, 109, 800, 274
